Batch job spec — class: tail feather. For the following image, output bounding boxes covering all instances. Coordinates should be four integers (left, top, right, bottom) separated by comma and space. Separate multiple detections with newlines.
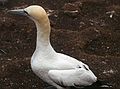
91, 80, 112, 88
83, 80, 112, 89
70, 80, 112, 89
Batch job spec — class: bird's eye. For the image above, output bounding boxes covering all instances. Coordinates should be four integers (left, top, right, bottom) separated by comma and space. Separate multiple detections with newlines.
24, 10, 29, 15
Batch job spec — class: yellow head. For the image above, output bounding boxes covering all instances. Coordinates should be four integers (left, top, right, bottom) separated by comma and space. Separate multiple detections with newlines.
8, 5, 50, 27
24, 5, 48, 23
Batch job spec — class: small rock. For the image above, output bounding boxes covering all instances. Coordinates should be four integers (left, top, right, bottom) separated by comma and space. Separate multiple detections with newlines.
81, 59, 86, 61
63, 3, 79, 11
102, 61, 107, 64
7, 58, 12, 61
103, 69, 114, 74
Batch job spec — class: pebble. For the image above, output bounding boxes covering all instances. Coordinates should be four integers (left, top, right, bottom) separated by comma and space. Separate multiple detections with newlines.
103, 69, 114, 74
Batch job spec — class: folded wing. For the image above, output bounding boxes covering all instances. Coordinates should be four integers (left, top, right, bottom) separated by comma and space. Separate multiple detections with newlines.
48, 68, 97, 87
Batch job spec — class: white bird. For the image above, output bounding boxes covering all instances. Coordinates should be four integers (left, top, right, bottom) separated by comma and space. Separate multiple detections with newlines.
8, 5, 110, 89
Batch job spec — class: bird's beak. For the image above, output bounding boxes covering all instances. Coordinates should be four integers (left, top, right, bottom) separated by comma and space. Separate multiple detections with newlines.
8, 9, 27, 16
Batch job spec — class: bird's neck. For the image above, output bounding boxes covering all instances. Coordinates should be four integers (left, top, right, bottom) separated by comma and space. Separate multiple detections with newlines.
34, 19, 56, 56
36, 21, 50, 47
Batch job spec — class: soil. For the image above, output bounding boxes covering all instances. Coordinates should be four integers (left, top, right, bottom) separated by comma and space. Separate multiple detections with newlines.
0, 0, 120, 89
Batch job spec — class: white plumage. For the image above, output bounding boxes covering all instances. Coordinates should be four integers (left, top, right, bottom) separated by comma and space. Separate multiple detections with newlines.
9, 5, 97, 89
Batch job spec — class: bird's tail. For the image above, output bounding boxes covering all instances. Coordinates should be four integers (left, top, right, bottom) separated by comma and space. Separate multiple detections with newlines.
71, 80, 112, 89
84, 80, 112, 89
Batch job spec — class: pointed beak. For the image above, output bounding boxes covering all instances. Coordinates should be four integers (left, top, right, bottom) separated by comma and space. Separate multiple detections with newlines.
8, 9, 27, 16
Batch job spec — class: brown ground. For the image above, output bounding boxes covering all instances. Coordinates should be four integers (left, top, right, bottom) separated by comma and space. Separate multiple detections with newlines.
0, 0, 120, 89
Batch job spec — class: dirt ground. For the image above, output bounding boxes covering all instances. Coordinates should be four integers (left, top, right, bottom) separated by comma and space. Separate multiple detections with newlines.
0, 0, 120, 89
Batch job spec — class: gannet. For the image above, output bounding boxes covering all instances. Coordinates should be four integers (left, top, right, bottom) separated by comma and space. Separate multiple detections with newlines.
8, 5, 110, 89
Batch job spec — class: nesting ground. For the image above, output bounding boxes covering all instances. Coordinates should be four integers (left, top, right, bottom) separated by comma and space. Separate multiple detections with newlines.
0, 0, 120, 89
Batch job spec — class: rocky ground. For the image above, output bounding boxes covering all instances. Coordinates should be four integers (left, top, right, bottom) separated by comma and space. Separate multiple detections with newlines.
0, 0, 120, 89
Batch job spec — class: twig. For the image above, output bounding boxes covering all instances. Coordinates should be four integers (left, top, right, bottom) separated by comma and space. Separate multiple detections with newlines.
0, 49, 7, 54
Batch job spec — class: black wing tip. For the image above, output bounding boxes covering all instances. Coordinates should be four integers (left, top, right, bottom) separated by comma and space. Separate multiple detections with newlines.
92, 80, 112, 88
70, 80, 112, 89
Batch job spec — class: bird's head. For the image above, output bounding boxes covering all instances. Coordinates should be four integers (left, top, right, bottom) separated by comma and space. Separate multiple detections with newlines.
8, 5, 50, 31
8, 5, 49, 24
